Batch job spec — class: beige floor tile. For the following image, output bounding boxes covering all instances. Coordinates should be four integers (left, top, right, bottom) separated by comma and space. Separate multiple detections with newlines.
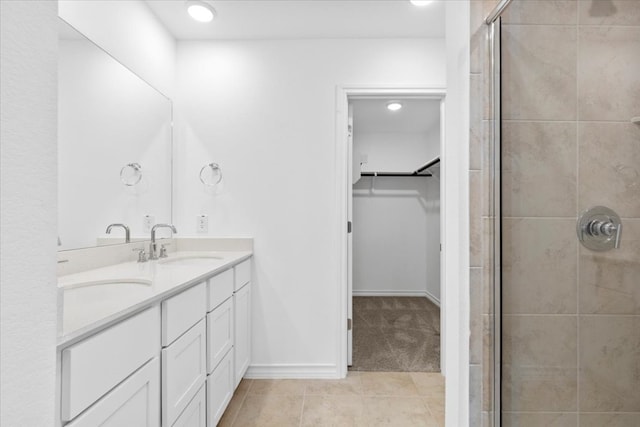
248, 379, 306, 396
363, 396, 439, 426
360, 372, 419, 396
232, 395, 303, 427
301, 395, 367, 426
423, 398, 445, 427
409, 372, 444, 398
305, 372, 363, 395
218, 379, 253, 427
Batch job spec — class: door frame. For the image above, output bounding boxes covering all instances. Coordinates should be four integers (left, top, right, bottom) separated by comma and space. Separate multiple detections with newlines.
335, 85, 450, 378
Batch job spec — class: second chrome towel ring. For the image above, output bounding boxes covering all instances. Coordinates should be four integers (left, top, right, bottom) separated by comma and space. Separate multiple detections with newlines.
200, 163, 223, 186
120, 163, 143, 186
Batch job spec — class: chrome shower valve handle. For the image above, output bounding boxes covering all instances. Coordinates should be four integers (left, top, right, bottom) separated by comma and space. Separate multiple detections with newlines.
577, 206, 623, 251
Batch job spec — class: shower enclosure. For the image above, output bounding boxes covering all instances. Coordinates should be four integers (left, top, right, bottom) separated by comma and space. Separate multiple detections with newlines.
487, 0, 639, 425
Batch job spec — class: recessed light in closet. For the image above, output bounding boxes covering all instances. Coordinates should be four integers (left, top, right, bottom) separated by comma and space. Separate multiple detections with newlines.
186, 0, 216, 23
386, 102, 403, 111
410, 0, 433, 6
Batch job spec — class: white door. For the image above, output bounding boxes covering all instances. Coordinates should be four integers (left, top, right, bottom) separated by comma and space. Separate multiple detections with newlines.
347, 103, 354, 366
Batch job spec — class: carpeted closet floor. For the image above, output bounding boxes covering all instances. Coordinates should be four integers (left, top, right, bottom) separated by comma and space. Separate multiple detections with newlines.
350, 296, 440, 372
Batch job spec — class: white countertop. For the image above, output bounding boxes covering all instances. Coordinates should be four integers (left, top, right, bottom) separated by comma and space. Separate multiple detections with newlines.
57, 250, 252, 348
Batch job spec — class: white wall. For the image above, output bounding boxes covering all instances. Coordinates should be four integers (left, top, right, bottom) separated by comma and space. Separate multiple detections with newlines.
444, 1, 471, 425
352, 130, 441, 301
0, 1, 58, 425
58, 0, 176, 97
175, 38, 446, 375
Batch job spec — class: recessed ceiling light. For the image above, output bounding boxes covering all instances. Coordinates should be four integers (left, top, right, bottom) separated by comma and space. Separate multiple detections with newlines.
186, 0, 216, 23
386, 102, 403, 111
410, 0, 434, 6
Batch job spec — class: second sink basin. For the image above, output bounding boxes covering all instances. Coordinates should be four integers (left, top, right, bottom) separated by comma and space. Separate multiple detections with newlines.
158, 254, 224, 266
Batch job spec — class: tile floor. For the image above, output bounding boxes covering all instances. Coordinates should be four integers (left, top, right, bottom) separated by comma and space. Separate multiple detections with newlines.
218, 371, 445, 426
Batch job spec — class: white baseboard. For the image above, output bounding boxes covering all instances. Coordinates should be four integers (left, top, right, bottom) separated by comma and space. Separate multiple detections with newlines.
245, 364, 340, 379
353, 290, 441, 307
424, 290, 441, 307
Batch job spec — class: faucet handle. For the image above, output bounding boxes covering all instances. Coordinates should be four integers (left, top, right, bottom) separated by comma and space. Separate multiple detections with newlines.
132, 248, 148, 263
159, 243, 170, 258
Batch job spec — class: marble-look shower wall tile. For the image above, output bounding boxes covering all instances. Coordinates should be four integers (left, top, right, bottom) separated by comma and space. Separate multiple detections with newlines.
580, 413, 640, 427
470, 267, 483, 364
580, 219, 640, 314
502, 25, 577, 121
502, 365, 578, 411
501, 412, 577, 427
502, 0, 578, 25
578, 0, 640, 26
470, 171, 484, 267
578, 122, 640, 218
470, 0, 486, 74
579, 316, 640, 412
482, 314, 493, 411
578, 26, 640, 121
502, 121, 577, 217
502, 315, 577, 367
502, 218, 577, 314
470, 74, 484, 171
469, 364, 482, 427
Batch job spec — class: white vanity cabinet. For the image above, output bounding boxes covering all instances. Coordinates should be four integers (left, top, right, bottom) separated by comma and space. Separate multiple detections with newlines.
161, 283, 207, 427
234, 259, 252, 387
60, 306, 160, 422
173, 384, 206, 427
58, 256, 252, 427
66, 357, 160, 427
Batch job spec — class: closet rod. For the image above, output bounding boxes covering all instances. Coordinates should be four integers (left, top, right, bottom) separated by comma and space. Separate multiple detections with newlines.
360, 172, 433, 177
360, 156, 440, 178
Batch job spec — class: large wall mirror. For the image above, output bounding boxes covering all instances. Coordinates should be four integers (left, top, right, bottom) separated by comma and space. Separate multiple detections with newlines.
58, 19, 172, 251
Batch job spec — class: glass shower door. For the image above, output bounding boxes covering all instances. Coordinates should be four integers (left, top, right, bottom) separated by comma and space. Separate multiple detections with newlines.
495, 0, 640, 425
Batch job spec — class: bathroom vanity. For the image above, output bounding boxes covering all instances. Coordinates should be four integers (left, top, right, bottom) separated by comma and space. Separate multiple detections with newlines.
56, 247, 252, 427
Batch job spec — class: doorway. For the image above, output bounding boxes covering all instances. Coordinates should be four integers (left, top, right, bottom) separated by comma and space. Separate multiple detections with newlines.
348, 97, 442, 372
337, 88, 445, 372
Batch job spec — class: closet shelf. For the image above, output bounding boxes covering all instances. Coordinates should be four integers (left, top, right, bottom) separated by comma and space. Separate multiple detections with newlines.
360, 157, 440, 178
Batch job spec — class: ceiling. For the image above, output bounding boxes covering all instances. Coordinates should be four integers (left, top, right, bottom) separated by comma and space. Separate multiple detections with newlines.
146, 0, 445, 40
352, 98, 440, 134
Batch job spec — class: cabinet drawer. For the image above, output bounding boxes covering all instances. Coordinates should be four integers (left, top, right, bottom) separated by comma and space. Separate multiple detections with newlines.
207, 268, 234, 312
206, 349, 234, 427
66, 357, 160, 427
162, 282, 206, 346
234, 259, 251, 291
207, 298, 234, 374
61, 307, 160, 422
162, 319, 206, 427
172, 383, 205, 427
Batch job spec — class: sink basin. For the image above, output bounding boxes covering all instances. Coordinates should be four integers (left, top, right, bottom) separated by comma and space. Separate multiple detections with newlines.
60, 278, 152, 290
158, 255, 224, 266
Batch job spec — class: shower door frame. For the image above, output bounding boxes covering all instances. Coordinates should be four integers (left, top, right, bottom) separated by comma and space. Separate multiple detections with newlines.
486, 0, 512, 425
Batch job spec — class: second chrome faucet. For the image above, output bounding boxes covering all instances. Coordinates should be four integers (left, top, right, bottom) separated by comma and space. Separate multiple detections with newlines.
149, 224, 177, 260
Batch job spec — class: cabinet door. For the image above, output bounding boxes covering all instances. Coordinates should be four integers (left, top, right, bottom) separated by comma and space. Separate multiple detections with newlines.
162, 319, 206, 427
207, 297, 234, 374
206, 349, 234, 427
234, 282, 251, 388
61, 306, 160, 422
172, 383, 205, 427
66, 357, 160, 427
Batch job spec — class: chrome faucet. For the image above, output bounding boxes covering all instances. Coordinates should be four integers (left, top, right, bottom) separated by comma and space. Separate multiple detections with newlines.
149, 224, 177, 260
106, 223, 131, 243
